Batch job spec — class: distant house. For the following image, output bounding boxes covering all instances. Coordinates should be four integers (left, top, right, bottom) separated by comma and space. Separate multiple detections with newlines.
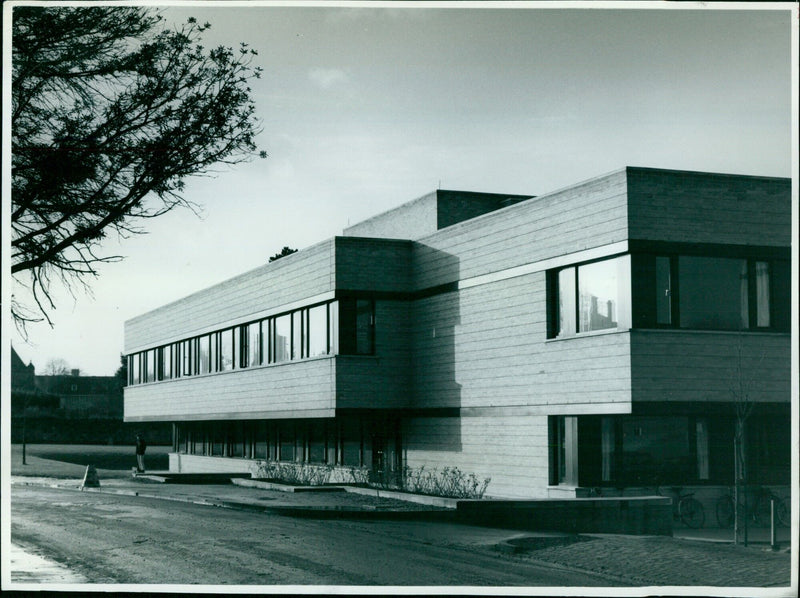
11, 346, 36, 393
34, 372, 123, 419
123, 167, 790, 498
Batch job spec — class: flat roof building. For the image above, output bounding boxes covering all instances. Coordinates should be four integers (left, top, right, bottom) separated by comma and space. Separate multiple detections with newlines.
124, 167, 791, 500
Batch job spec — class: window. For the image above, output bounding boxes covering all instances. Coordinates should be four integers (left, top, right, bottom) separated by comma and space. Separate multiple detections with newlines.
145, 348, 156, 382
233, 326, 241, 369
328, 302, 339, 355
125, 300, 339, 384
197, 335, 211, 374
220, 329, 234, 371
637, 254, 788, 331
308, 304, 328, 357
279, 422, 295, 461
181, 339, 193, 376
356, 300, 375, 354
160, 345, 172, 380
274, 314, 290, 363
549, 416, 578, 485
550, 255, 631, 338
209, 332, 218, 373
247, 321, 261, 367
130, 354, 140, 385
292, 310, 303, 360
679, 256, 748, 330
550, 414, 710, 487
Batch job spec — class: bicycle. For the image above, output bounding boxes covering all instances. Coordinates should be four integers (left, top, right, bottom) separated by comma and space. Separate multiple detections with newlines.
716, 486, 789, 528
659, 486, 705, 529
752, 486, 789, 528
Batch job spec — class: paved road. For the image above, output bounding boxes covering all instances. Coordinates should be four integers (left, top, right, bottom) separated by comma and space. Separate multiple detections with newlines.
10, 485, 619, 587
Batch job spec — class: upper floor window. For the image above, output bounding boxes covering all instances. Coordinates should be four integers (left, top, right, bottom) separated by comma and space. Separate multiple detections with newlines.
634, 254, 789, 331
548, 255, 631, 339
125, 299, 346, 385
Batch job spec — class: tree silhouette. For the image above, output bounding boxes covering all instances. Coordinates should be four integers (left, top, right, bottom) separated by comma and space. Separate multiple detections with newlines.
11, 6, 265, 333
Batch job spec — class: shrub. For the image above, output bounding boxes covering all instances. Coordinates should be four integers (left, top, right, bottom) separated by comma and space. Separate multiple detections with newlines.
250, 460, 333, 486
370, 465, 490, 499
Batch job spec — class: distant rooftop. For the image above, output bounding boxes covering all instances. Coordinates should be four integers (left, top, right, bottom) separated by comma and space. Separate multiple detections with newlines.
342, 189, 533, 241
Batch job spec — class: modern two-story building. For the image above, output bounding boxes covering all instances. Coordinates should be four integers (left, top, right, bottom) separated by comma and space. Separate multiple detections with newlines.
124, 167, 791, 499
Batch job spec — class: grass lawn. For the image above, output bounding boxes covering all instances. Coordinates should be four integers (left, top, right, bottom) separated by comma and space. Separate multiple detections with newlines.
10, 444, 171, 479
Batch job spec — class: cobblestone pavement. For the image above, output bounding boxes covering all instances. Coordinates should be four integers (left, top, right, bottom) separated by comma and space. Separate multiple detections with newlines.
511, 533, 792, 588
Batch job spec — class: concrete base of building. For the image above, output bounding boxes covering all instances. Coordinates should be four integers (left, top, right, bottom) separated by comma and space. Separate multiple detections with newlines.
456, 496, 673, 536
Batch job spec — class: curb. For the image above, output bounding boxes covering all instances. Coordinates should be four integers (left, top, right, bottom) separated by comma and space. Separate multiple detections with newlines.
10, 478, 454, 521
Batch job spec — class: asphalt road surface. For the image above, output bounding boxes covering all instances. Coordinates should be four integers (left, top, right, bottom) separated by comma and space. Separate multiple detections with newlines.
11, 485, 619, 587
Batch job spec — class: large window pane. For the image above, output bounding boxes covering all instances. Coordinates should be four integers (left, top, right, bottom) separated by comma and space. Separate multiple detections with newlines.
161, 345, 172, 380
233, 326, 241, 368
292, 310, 303, 360
356, 300, 374, 354
182, 340, 193, 376
131, 354, 140, 385
308, 305, 328, 357
279, 422, 295, 461
220, 329, 234, 371
146, 349, 156, 382
197, 335, 210, 374
209, 333, 217, 372
655, 256, 672, 325
679, 256, 748, 330
621, 416, 691, 485
247, 322, 261, 367
579, 257, 630, 333
275, 314, 290, 363
329, 302, 339, 355
756, 261, 770, 327
308, 421, 325, 463
557, 267, 576, 337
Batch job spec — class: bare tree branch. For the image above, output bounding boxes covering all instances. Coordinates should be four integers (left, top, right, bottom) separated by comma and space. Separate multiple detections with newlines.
11, 6, 266, 328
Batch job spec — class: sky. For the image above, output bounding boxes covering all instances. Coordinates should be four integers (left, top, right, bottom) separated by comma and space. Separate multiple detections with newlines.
5, 1, 797, 376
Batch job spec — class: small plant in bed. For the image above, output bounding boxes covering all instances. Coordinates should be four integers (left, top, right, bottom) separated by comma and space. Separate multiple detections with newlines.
374, 465, 491, 499
250, 460, 333, 486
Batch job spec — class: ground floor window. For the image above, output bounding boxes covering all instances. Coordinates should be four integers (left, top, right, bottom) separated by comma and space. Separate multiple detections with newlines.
548, 408, 788, 488
173, 414, 401, 472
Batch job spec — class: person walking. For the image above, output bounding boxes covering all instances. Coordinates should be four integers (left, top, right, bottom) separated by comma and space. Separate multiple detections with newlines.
135, 434, 147, 473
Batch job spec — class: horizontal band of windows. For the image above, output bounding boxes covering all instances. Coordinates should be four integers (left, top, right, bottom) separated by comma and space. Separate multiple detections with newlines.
127, 299, 374, 386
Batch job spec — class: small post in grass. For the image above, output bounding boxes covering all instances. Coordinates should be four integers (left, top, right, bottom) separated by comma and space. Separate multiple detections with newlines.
770, 499, 778, 551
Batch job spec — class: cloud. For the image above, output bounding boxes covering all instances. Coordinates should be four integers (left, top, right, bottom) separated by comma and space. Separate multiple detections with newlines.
308, 68, 349, 90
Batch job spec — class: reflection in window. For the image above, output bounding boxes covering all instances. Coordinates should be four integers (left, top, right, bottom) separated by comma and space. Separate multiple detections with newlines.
329, 302, 339, 355
182, 340, 193, 376
679, 257, 748, 330
209, 332, 217, 373
308, 305, 328, 357
220, 329, 233, 371
292, 311, 303, 360
164, 345, 173, 380
247, 322, 261, 367
146, 349, 156, 382
274, 314, 290, 363
558, 268, 576, 337
233, 327, 241, 369
198, 335, 210, 374
126, 300, 341, 385
553, 255, 631, 338
579, 260, 623, 333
